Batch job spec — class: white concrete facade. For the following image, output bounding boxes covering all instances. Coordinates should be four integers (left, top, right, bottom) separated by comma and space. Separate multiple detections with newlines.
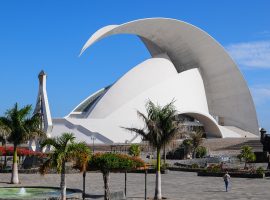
50, 18, 259, 144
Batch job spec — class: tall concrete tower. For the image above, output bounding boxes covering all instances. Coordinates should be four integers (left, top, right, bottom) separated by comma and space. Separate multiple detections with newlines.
29, 70, 53, 151
34, 70, 53, 134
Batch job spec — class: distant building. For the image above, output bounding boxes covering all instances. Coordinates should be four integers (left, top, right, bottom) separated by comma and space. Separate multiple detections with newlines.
40, 18, 259, 144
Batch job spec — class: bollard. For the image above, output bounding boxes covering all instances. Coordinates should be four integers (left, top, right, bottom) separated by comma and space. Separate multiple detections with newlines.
145, 169, 147, 200
125, 171, 127, 197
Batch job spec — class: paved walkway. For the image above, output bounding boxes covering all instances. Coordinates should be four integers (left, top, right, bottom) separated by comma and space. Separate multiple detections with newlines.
0, 171, 270, 199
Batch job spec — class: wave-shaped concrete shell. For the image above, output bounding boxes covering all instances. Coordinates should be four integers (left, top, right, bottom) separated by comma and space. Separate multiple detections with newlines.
67, 63, 221, 140
81, 18, 259, 135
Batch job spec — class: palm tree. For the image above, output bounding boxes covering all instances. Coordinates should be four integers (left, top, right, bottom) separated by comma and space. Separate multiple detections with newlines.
238, 145, 256, 169
40, 133, 91, 200
0, 103, 45, 184
123, 100, 179, 200
190, 130, 203, 158
182, 138, 193, 158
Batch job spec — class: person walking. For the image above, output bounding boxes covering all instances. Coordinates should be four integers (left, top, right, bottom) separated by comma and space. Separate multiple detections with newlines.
223, 171, 231, 192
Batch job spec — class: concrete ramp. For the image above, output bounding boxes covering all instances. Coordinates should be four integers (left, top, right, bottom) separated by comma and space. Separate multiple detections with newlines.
223, 126, 258, 138
203, 138, 262, 155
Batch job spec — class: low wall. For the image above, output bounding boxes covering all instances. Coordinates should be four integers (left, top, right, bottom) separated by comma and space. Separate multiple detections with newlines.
197, 171, 265, 178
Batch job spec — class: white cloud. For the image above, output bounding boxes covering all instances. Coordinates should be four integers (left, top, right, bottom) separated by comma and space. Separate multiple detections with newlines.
250, 85, 270, 105
250, 85, 270, 131
226, 40, 270, 68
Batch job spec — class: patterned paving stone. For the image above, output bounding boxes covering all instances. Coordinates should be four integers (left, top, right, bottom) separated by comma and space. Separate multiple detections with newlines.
0, 171, 269, 199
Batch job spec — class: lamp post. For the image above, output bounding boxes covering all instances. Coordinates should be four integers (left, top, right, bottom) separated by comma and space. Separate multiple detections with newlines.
260, 128, 270, 169
145, 168, 147, 200
91, 136, 96, 153
82, 171, 86, 200
124, 171, 127, 197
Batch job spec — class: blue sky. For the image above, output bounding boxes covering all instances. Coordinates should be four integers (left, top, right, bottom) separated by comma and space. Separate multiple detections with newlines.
0, 1, 269, 131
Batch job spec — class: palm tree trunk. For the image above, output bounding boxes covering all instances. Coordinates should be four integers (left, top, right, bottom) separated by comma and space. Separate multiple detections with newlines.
60, 162, 66, 200
4, 153, 7, 168
103, 171, 110, 200
154, 148, 162, 200
11, 144, 19, 184
192, 149, 196, 159
163, 145, 166, 165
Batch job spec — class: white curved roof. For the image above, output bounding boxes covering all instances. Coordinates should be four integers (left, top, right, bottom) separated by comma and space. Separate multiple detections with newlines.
80, 18, 259, 135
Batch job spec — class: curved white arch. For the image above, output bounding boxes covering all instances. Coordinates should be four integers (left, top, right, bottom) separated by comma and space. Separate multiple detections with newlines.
180, 111, 222, 138
80, 18, 259, 135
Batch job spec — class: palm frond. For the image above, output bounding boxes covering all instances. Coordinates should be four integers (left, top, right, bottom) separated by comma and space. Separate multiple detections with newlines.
57, 132, 75, 147
67, 142, 91, 171
18, 104, 32, 120
0, 119, 11, 138
41, 138, 60, 149
0, 117, 12, 131
1, 103, 45, 145
40, 133, 91, 175
124, 100, 180, 149
122, 127, 148, 139
162, 127, 179, 146
190, 131, 203, 149
56, 152, 65, 173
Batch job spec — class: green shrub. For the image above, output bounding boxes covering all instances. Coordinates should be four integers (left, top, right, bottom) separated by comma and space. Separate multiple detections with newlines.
166, 148, 185, 159
238, 145, 256, 169
89, 153, 145, 172
212, 165, 220, 173
195, 146, 207, 158
256, 166, 264, 175
207, 164, 221, 173
128, 144, 141, 157
182, 139, 192, 152
89, 153, 145, 200
161, 163, 169, 170
151, 160, 169, 170
191, 163, 199, 168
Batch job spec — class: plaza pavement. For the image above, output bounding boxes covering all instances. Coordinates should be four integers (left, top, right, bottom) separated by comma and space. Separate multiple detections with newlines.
0, 171, 270, 200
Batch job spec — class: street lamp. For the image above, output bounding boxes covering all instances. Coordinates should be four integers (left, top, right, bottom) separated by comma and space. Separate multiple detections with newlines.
91, 136, 96, 153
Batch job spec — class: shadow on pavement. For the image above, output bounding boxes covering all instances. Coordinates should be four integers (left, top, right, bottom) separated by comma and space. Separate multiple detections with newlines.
85, 193, 104, 199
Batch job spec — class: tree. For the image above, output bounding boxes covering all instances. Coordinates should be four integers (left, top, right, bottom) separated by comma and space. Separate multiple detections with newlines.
0, 122, 10, 168
89, 153, 144, 200
190, 131, 203, 158
195, 146, 207, 158
182, 138, 193, 158
123, 100, 180, 200
40, 133, 91, 200
128, 144, 141, 157
238, 145, 256, 169
0, 103, 45, 184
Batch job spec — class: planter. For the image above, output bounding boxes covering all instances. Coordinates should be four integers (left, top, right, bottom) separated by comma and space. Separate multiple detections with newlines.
168, 167, 204, 173
131, 168, 167, 174
197, 171, 265, 178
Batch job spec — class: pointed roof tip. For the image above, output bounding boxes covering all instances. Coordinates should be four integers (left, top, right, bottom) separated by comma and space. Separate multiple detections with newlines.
39, 70, 46, 76
79, 48, 85, 57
